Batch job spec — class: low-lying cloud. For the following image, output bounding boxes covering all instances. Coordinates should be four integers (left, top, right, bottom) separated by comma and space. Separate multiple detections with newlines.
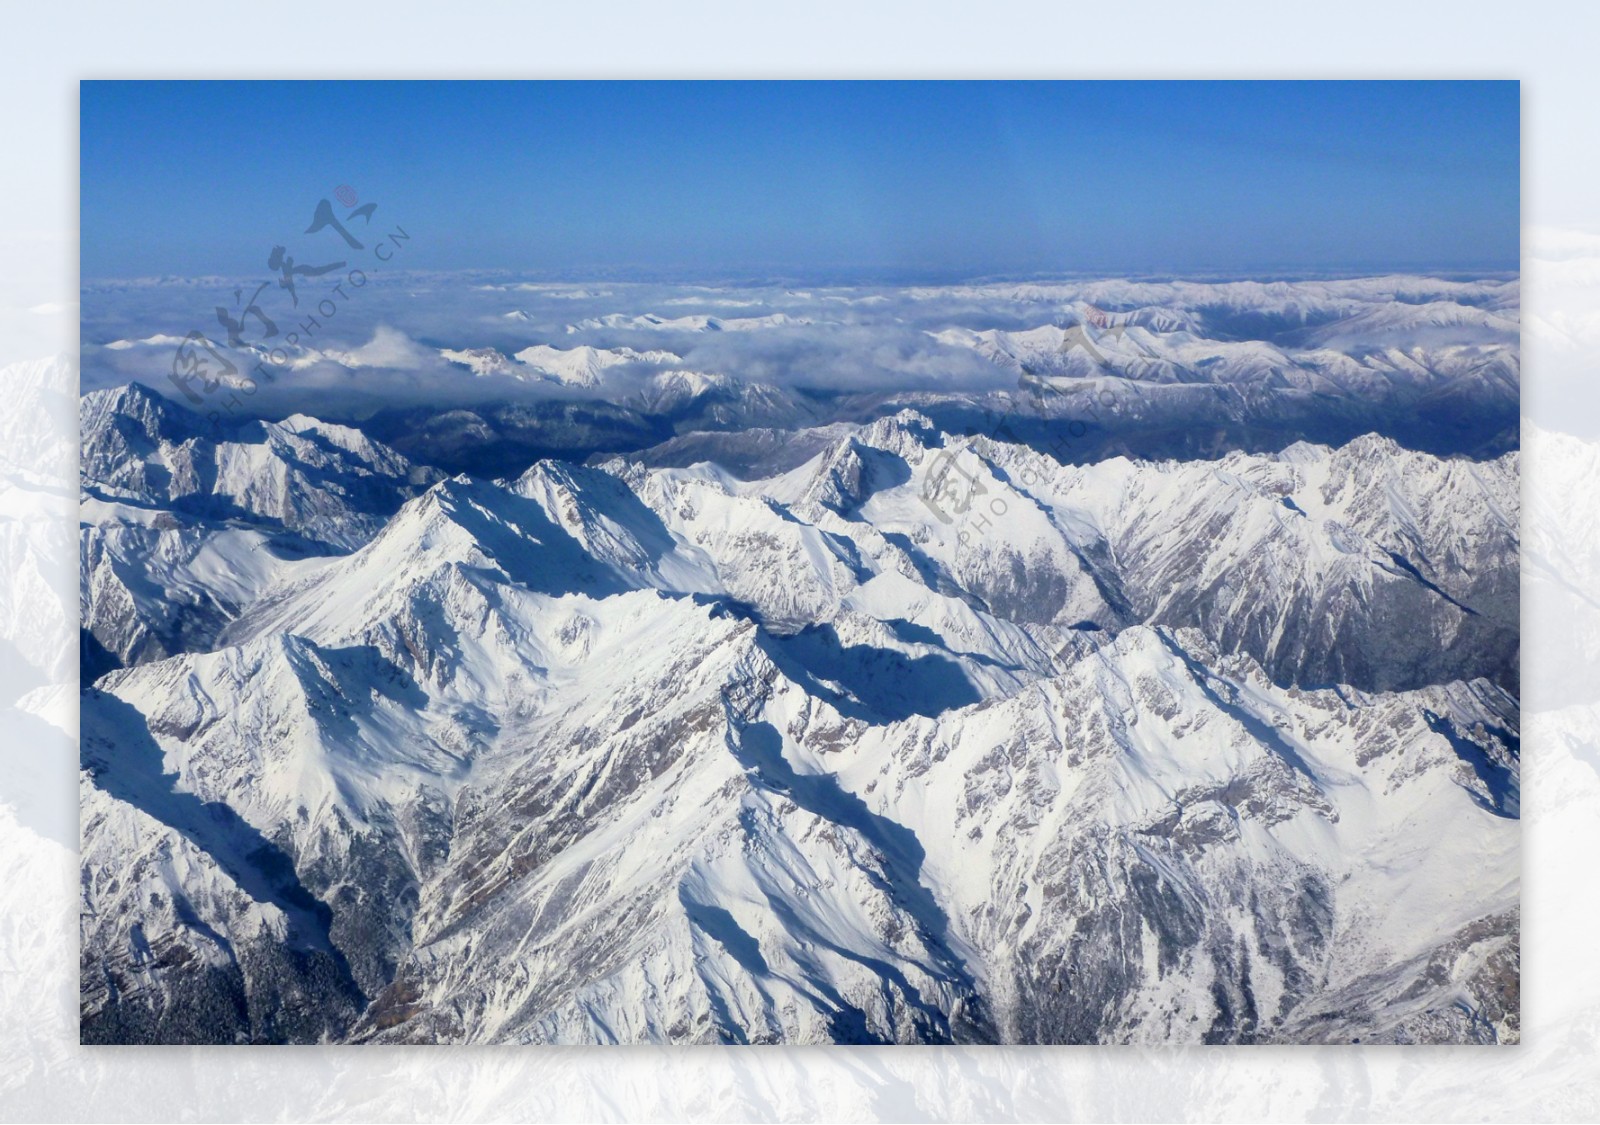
80, 270, 1521, 424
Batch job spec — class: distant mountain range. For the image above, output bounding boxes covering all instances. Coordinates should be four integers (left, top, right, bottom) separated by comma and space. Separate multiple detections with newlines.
81, 275, 1520, 478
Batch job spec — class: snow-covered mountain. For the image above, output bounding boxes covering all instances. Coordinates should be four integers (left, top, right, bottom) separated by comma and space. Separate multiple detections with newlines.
78, 387, 1520, 1044
441, 344, 681, 386
565, 312, 813, 333
80, 383, 441, 674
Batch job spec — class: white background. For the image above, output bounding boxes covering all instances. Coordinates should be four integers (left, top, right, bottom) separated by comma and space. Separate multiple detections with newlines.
3, 2, 1598, 1120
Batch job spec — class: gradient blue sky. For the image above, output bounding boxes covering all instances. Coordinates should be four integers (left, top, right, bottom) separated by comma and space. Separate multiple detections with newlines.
81, 80, 1519, 281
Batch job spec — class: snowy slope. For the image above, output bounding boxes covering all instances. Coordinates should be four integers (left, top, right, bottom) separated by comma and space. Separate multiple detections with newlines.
78, 382, 1520, 1044
79, 384, 441, 672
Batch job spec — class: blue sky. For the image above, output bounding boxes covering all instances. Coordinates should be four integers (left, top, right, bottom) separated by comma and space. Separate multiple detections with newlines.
80, 81, 1519, 281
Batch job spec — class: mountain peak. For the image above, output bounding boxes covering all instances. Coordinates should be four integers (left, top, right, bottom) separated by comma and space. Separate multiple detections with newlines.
81, 379, 191, 444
